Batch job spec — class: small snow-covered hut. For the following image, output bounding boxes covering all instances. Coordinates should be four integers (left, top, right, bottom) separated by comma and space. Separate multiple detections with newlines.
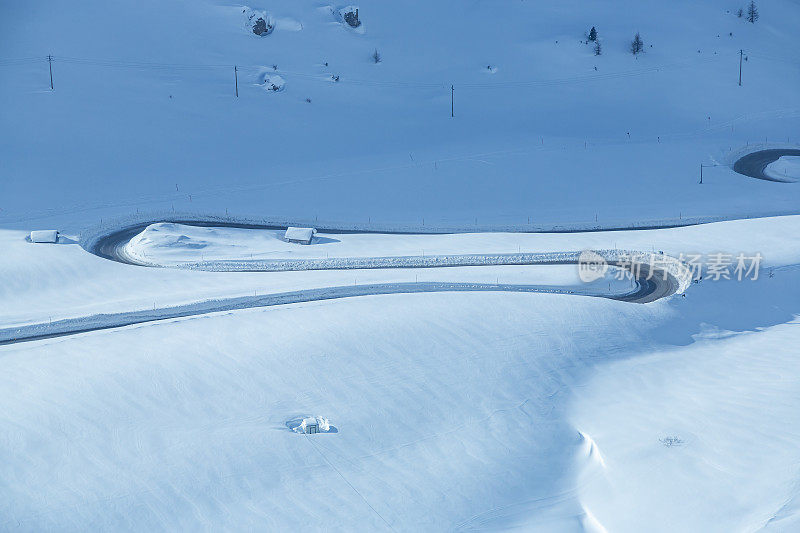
284, 227, 316, 245
287, 415, 332, 435
299, 416, 331, 434
29, 230, 59, 243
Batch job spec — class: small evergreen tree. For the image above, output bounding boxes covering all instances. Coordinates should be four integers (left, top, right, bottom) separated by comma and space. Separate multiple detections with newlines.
594, 40, 602, 56
588, 27, 597, 42
737, 8, 743, 17
747, 1, 759, 23
371, 49, 381, 63
630, 32, 644, 55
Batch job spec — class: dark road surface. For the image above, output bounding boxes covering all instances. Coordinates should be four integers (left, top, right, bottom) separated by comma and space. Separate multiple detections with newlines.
733, 149, 800, 183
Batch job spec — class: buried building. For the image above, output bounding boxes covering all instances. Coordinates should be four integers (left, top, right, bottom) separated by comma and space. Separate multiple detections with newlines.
29, 230, 59, 243
284, 227, 317, 245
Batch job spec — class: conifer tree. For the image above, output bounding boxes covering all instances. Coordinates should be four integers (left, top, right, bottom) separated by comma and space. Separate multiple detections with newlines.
630, 33, 644, 55
747, 1, 759, 23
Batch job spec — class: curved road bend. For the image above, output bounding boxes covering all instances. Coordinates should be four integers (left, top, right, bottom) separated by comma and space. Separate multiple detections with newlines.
733, 149, 800, 183
0, 225, 683, 346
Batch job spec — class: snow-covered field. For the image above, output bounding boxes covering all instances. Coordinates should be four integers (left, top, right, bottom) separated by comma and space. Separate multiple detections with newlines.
2, 215, 800, 530
2, 0, 800, 531
2, 0, 800, 230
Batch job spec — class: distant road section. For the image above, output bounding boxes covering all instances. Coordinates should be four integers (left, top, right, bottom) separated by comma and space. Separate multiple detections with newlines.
733, 149, 800, 183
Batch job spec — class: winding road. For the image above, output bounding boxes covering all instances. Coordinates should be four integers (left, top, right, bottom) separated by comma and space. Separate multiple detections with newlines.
733, 149, 800, 183
0, 222, 688, 345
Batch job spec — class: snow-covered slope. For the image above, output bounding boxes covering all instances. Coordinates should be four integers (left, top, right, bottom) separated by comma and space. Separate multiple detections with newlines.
2, 215, 800, 530
3, 1, 800, 530
2, 0, 800, 230
3, 238, 800, 530
572, 318, 800, 532
0, 291, 666, 531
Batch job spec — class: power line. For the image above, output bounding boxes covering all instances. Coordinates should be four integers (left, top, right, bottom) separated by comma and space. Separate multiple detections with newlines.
0, 57, 42, 67
746, 53, 799, 66
57, 56, 232, 71
0, 54, 731, 91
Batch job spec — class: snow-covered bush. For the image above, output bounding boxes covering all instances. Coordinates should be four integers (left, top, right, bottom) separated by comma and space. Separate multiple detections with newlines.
287, 416, 335, 434
243, 7, 274, 36
335, 5, 365, 33
257, 71, 285, 92
343, 7, 360, 28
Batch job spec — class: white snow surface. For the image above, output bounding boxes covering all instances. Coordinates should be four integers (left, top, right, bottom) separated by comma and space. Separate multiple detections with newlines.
2, 216, 800, 530
2, 0, 800, 231
3, 0, 800, 529
765, 156, 800, 182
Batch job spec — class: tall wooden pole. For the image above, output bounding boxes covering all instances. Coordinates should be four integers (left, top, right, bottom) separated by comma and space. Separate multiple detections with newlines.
234, 65, 239, 97
47, 54, 53, 90
738, 50, 743, 86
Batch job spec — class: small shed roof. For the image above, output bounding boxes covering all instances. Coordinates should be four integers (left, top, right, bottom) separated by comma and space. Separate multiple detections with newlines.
30, 230, 59, 243
285, 227, 316, 242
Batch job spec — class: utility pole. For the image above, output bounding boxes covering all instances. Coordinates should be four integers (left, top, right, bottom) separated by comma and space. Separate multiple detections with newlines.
700, 164, 704, 184
47, 54, 54, 90
234, 65, 239, 97
450, 85, 454, 117
738, 49, 743, 86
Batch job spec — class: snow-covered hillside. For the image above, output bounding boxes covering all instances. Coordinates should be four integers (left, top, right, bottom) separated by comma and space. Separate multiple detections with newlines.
2, 1, 800, 531
2, 0, 800, 230
2, 215, 800, 530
